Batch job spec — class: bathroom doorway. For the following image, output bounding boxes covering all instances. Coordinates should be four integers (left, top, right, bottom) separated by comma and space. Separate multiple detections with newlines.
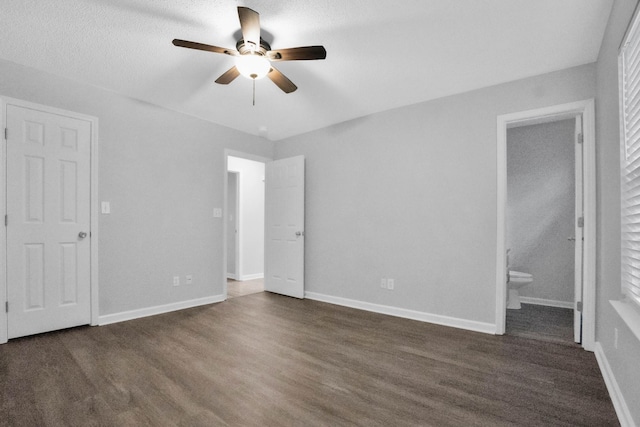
506, 118, 576, 344
496, 100, 596, 351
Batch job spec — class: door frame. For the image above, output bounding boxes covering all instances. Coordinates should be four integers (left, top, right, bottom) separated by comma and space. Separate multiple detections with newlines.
226, 171, 240, 280
223, 150, 271, 299
0, 96, 99, 344
495, 99, 596, 351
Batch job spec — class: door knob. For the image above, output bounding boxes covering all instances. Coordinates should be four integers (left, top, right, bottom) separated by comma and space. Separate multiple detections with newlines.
295, 231, 304, 237
567, 237, 576, 241
78, 231, 88, 239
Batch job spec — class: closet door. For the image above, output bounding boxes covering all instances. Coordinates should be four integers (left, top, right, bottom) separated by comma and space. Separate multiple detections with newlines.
6, 104, 92, 339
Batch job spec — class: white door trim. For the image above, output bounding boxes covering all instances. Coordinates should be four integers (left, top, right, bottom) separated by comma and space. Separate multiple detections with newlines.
223, 150, 271, 299
496, 99, 596, 351
573, 115, 584, 343
0, 96, 99, 344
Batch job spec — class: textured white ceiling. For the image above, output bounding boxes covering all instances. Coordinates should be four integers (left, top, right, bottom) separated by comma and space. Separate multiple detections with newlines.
0, 0, 612, 141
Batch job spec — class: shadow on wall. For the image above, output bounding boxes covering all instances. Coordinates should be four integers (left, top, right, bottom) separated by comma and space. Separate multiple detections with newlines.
507, 118, 575, 305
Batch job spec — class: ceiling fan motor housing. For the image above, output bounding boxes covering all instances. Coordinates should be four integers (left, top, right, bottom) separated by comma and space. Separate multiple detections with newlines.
236, 38, 271, 57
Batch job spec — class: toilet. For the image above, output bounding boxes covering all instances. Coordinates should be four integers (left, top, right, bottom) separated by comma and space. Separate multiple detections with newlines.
507, 270, 533, 309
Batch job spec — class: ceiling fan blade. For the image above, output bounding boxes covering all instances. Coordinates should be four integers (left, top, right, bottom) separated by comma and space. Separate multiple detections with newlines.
267, 67, 297, 93
215, 66, 241, 85
237, 7, 261, 49
267, 46, 327, 61
173, 39, 238, 56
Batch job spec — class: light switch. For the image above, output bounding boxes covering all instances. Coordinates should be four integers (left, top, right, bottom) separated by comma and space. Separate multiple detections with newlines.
213, 208, 222, 218
101, 201, 111, 214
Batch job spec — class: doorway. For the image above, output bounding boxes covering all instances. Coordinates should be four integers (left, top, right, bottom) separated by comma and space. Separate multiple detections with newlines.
496, 99, 596, 351
223, 152, 306, 300
505, 117, 578, 345
225, 154, 266, 298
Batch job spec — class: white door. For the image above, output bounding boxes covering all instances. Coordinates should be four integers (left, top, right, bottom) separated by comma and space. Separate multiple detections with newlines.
574, 115, 584, 343
264, 156, 305, 299
6, 104, 92, 339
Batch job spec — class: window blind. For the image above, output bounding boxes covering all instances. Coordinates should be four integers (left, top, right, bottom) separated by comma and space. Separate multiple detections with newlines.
620, 8, 640, 309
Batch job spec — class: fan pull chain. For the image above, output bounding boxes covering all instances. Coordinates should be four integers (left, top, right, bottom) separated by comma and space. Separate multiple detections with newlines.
253, 78, 256, 106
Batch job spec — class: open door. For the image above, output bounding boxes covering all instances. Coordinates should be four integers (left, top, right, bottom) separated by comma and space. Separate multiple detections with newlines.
574, 115, 584, 343
264, 156, 305, 299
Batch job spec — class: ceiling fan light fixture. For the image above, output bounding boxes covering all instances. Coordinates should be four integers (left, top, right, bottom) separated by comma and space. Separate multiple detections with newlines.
236, 54, 271, 80
173, 6, 325, 94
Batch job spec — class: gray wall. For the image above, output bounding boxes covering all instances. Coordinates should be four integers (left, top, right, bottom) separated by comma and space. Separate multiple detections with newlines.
226, 172, 238, 278
507, 119, 575, 304
595, 0, 640, 423
0, 58, 273, 316
275, 63, 596, 325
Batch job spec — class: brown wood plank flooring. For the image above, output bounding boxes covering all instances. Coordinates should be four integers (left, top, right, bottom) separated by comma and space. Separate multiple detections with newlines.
0, 293, 618, 426
226, 278, 264, 299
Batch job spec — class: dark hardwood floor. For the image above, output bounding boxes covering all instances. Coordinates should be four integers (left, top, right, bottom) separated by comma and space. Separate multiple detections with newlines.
0, 293, 618, 426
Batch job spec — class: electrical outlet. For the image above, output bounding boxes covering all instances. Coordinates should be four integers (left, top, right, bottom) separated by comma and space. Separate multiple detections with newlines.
173, 276, 180, 287
387, 278, 395, 290
186, 274, 193, 285
380, 278, 387, 289
614, 328, 619, 349
213, 208, 222, 218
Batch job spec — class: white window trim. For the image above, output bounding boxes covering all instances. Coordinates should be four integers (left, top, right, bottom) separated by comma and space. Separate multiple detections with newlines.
616, 2, 640, 343
619, 3, 640, 313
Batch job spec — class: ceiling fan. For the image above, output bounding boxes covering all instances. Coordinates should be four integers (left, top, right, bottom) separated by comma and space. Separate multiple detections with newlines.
172, 6, 326, 98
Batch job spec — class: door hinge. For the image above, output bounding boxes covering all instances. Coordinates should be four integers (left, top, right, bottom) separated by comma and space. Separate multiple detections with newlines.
576, 301, 583, 312
4, 215, 6, 227
5, 301, 8, 313
577, 133, 583, 144
3, 128, 7, 140
577, 216, 584, 228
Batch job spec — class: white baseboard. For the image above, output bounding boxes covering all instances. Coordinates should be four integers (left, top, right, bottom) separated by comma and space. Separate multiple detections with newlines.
239, 273, 264, 281
227, 273, 237, 280
594, 342, 635, 427
98, 294, 225, 326
519, 297, 574, 309
305, 292, 496, 335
